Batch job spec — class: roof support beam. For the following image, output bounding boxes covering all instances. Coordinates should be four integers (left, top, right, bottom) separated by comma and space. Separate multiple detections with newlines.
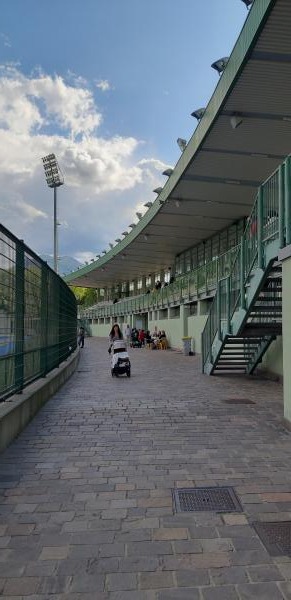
181, 174, 261, 187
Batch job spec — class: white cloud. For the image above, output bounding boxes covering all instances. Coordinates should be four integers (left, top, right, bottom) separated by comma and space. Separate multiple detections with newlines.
0, 33, 12, 48
0, 63, 166, 258
95, 79, 113, 92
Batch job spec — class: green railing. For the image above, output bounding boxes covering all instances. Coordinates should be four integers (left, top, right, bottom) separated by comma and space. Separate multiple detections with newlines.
202, 155, 291, 370
0, 224, 77, 402
83, 245, 239, 320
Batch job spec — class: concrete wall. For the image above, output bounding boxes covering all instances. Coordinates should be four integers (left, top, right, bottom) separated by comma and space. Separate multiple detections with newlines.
0, 349, 80, 454
281, 250, 291, 422
259, 336, 283, 378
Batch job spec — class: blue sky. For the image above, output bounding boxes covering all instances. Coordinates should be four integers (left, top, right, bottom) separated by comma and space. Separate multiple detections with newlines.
0, 0, 249, 264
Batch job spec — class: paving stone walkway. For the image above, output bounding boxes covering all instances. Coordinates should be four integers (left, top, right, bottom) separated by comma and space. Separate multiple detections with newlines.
1, 338, 291, 599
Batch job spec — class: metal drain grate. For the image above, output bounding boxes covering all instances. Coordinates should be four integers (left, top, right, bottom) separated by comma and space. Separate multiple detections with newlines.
224, 398, 255, 405
173, 487, 242, 513
253, 521, 291, 556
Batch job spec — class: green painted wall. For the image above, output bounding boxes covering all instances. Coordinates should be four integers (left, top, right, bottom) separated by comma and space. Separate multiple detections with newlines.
90, 309, 208, 354
188, 315, 208, 354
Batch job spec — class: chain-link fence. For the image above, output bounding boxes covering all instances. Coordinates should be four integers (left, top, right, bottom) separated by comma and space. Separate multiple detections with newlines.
0, 224, 77, 402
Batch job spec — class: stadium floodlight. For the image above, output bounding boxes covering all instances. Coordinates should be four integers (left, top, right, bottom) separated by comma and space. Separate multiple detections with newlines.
144, 202, 153, 208
162, 168, 174, 176
211, 57, 229, 74
122, 231, 129, 236
153, 187, 163, 194
115, 238, 122, 243
177, 138, 187, 152
191, 108, 206, 120
136, 212, 142, 219
241, 0, 253, 7
42, 153, 64, 274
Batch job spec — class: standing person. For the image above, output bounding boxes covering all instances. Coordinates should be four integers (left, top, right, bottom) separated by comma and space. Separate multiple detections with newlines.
108, 323, 123, 354
125, 323, 131, 346
78, 326, 85, 348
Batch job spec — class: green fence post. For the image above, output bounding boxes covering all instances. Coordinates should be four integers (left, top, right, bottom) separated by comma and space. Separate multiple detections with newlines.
240, 238, 246, 310
15, 239, 25, 393
257, 187, 263, 269
40, 265, 48, 376
217, 280, 221, 341
279, 163, 285, 249
226, 276, 231, 334
285, 156, 291, 246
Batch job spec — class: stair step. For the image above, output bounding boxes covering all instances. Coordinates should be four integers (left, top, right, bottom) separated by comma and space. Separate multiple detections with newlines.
256, 297, 282, 301
225, 338, 263, 344
251, 307, 282, 313
217, 358, 248, 367
215, 366, 247, 371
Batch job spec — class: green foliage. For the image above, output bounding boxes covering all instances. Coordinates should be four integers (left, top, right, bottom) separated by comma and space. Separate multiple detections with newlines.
70, 286, 97, 307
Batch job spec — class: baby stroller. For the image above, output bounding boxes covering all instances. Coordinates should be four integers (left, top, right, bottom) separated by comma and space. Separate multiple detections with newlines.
110, 339, 131, 377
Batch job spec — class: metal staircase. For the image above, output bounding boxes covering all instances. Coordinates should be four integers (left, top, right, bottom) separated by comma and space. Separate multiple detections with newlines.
209, 262, 282, 374
202, 155, 290, 376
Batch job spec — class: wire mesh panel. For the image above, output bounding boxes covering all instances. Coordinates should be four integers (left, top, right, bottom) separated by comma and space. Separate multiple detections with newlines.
0, 224, 77, 402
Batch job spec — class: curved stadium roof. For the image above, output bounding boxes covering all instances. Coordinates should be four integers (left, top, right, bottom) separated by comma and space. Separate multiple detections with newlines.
65, 0, 291, 288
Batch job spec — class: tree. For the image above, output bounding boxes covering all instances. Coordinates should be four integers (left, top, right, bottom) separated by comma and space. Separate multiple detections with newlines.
70, 286, 97, 307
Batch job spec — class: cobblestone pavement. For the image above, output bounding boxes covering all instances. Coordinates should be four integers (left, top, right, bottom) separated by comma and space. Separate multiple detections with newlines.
1, 338, 291, 599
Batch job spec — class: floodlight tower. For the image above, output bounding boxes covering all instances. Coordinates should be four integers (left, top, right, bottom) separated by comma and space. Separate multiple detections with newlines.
42, 153, 64, 274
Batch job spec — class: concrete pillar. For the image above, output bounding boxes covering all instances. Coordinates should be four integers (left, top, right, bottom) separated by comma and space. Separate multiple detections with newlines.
279, 246, 291, 424
141, 276, 147, 294
180, 304, 189, 337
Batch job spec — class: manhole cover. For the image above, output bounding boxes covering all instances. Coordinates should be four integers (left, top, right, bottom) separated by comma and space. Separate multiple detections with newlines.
224, 398, 255, 405
253, 521, 291, 556
173, 487, 242, 513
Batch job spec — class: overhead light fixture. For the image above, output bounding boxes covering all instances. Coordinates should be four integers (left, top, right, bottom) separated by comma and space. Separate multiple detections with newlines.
115, 238, 121, 243
144, 234, 148, 241
191, 108, 206, 120
175, 200, 180, 208
177, 138, 187, 152
162, 168, 174, 177
144, 201, 153, 208
96, 254, 101, 259
101, 267, 105, 272
241, 0, 254, 7
122, 231, 129, 236
121, 253, 126, 259
230, 113, 243, 130
136, 212, 142, 219
129, 223, 136, 228
211, 57, 229, 74
102, 250, 107, 254
153, 187, 163, 194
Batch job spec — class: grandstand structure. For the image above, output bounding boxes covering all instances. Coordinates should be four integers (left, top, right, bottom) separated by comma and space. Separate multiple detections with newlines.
65, 0, 291, 421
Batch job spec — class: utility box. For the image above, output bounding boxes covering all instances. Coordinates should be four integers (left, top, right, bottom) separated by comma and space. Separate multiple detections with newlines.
182, 336, 192, 356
